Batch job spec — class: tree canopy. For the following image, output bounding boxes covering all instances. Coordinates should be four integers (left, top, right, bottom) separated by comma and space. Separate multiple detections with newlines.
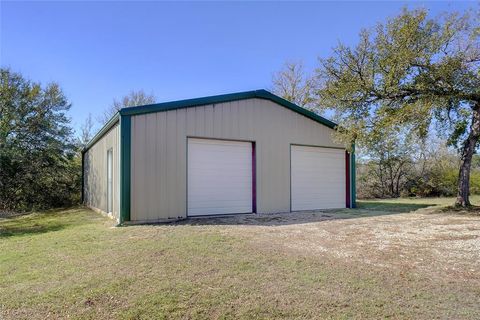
315, 8, 480, 206
0, 68, 80, 211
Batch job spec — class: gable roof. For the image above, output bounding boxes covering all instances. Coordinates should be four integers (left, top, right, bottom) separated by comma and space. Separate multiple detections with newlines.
119, 89, 337, 128
83, 89, 337, 152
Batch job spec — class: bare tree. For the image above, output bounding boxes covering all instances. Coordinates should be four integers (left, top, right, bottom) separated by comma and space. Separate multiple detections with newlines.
272, 61, 319, 112
99, 90, 156, 125
359, 129, 415, 198
79, 113, 95, 148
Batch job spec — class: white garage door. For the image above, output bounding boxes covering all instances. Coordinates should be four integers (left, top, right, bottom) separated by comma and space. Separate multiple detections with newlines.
188, 138, 252, 216
291, 145, 345, 211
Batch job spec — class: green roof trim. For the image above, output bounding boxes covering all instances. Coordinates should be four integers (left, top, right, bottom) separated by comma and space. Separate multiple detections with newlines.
84, 90, 337, 153
119, 89, 338, 129
350, 143, 356, 208
82, 112, 119, 153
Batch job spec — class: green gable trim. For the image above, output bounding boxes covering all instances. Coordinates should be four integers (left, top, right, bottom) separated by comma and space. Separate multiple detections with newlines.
119, 89, 337, 129
83, 90, 337, 153
258, 90, 337, 129
350, 143, 356, 208
119, 115, 131, 223
82, 113, 119, 153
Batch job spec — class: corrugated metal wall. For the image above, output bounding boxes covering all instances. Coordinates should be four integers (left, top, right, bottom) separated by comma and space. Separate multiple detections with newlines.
83, 123, 120, 220
130, 98, 343, 221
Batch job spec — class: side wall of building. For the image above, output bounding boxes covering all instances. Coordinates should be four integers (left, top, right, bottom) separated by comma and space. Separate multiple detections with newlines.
83, 123, 120, 221
130, 98, 343, 222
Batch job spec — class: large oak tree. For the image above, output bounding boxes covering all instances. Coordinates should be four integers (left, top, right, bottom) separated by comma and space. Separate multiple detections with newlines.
316, 8, 480, 206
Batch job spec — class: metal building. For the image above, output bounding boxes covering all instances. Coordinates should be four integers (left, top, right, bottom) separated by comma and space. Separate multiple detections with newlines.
82, 90, 356, 224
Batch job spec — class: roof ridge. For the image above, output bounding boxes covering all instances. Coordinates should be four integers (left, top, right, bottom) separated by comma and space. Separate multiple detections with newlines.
118, 89, 337, 129
84, 89, 337, 152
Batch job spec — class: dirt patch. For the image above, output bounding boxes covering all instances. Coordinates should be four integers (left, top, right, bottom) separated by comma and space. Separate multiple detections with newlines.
181, 209, 480, 284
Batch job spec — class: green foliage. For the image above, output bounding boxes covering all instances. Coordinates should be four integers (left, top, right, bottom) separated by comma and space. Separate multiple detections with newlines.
404, 158, 458, 197
357, 128, 415, 198
0, 68, 81, 211
316, 7, 479, 205
317, 7, 479, 146
404, 165, 480, 198
358, 138, 480, 199
410, 154, 480, 197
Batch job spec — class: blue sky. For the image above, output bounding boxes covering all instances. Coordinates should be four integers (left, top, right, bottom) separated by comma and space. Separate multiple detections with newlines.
1, 1, 474, 134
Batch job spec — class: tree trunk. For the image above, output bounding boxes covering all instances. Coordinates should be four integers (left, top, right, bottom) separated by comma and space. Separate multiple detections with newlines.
456, 104, 480, 207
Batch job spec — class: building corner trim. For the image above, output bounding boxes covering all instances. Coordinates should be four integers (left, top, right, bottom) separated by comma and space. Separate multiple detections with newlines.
350, 143, 356, 208
81, 150, 85, 204
345, 151, 350, 208
120, 115, 131, 223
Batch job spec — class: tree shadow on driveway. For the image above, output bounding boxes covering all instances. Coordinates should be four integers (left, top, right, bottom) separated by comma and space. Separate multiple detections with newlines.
174, 201, 437, 227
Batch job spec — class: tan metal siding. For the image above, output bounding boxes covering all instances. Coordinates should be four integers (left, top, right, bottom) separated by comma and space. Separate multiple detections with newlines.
83, 123, 120, 220
130, 98, 343, 221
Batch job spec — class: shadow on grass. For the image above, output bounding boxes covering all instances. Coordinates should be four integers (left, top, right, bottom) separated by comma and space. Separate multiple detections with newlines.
172, 201, 438, 227
0, 208, 86, 238
356, 201, 434, 213
438, 205, 480, 216
0, 223, 66, 238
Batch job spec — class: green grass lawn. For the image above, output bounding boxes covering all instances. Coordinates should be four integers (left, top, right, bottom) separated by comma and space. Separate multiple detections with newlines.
1, 197, 479, 319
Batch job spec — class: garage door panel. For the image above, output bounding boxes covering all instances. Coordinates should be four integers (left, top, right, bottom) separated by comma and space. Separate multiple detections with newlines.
291, 145, 345, 210
188, 138, 252, 216
188, 196, 252, 203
